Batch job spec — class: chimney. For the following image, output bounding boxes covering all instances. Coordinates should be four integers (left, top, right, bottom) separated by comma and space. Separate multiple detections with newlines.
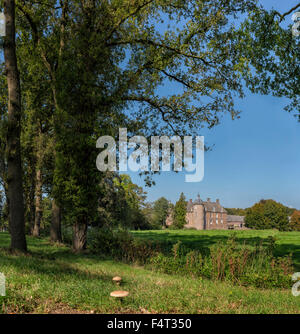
207, 198, 210, 202
189, 199, 193, 203
216, 199, 220, 204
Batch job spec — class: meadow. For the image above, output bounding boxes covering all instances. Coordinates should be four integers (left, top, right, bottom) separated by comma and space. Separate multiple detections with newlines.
0, 230, 299, 314
131, 229, 300, 271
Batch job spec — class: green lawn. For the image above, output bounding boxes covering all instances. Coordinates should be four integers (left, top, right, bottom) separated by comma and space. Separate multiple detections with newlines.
0, 231, 300, 314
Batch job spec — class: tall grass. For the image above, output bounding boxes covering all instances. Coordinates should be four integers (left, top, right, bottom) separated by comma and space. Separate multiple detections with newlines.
89, 229, 294, 288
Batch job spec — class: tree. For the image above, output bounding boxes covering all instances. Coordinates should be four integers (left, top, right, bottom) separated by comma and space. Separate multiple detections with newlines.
141, 202, 155, 228
225, 208, 247, 216
7, 0, 299, 251
245, 199, 289, 231
3, 0, 27, 251
289, 210, 300, 231
236, 3, 300, 119
173, 192, 187, 229
0, 65, 8, 231
152, 197, 170, 228
113, 174, 149, 230
18, 42, 54, 237
14, 0, 263, 251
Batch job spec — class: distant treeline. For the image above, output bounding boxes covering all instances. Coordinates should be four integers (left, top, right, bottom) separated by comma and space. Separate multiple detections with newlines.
226, 200, 299, 231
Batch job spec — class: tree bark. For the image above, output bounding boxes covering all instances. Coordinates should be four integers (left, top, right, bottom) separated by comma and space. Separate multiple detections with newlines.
32, 168, 42, 237
4, 0, 27, 252
73, 221, 87, 252
50, 199, 62, 242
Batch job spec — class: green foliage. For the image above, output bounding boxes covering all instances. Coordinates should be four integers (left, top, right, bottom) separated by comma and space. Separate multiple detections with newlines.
9, 0, 268, 240
40, 197, 52, 234
88, 227, 161, 264
151, 197, 170, 228
61, 226, 74, 246
289, 210, 300, 231
245, 199, 290, 231
236, 7, 300, 119
0, 0, 298, 251
149, 235, 294, 289
132, 228, 300, 271
1, 233, 299, 314
92, 173, 151, 230
112, 174, 150, 230
89, 227, 295, 289
225, 208, 247, 216
173, 192, 187, 229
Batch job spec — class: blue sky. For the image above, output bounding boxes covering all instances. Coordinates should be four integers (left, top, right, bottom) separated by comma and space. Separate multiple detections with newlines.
128, 1, 300, 209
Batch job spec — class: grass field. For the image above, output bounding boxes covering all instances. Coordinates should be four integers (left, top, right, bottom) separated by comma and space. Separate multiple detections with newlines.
0, 230, 300, 314
132, 229, 300, 271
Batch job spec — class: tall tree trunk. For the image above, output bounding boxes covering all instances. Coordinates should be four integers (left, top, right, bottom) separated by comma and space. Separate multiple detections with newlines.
32, 128, 43, 237
50, 147, 62, 242
29, 181, 35, 234
50, 199, 61, 242
25, 166, 35, 234
4, 0, 27, 252
73, 221, 87, 252
32, 168, 42, 237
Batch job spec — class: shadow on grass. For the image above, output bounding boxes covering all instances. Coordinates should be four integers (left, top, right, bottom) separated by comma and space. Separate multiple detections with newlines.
0, 242, 113, 285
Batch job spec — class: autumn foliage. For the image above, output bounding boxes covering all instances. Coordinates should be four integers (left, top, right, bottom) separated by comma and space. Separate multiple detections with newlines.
289, 210, 300, 231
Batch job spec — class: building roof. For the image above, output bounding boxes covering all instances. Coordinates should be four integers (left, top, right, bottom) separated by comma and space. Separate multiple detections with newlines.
227, 215, 245, 223
188, 195, 227, 213
202, 201, 224, 213
194, 194, 203, 205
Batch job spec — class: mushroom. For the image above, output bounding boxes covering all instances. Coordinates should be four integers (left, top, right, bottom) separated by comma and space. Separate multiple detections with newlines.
112, 276, 122, 285
110, 290, 129, 302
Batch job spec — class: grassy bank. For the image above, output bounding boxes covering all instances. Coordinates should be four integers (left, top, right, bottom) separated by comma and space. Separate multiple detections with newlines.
131, 229, 300, 271
0, 232, 299, 314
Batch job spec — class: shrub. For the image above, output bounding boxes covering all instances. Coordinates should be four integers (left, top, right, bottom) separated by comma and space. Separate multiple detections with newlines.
89, 229, 294, 289
61, 226, 73, 245
88, 227, 160, 264
148, 235, 294, 289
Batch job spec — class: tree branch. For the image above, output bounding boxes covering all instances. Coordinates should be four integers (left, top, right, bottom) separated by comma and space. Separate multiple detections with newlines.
105, 0, 155, 42
122, 95, 179, 134
273, 3, 300, 22
107, 38, 212, 67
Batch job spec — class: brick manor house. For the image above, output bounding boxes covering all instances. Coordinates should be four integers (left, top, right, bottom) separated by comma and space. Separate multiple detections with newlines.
166, 195, 247, 230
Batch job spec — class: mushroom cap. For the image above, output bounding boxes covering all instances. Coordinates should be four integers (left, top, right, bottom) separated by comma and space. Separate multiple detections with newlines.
112, 276, 122, 282
110, 290, 129, 298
